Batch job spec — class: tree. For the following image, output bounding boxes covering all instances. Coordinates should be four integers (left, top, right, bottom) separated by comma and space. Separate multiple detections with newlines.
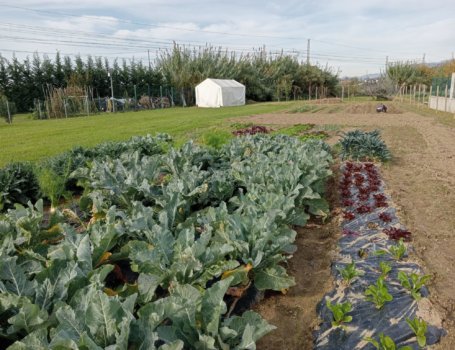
386, 62, 418, 87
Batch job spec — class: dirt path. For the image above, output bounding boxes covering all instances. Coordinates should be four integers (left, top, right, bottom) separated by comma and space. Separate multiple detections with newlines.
246, 103, 455, 349
255, 176, 339, 349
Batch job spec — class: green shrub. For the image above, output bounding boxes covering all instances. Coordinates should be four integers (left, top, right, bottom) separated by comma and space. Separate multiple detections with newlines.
201, 130, 233, 149
36, 167, 69, 209
0, 162, 40, 211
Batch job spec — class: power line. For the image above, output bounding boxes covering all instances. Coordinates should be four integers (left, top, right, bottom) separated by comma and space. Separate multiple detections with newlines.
0, 4, 305, 41
0, 2, 427, 57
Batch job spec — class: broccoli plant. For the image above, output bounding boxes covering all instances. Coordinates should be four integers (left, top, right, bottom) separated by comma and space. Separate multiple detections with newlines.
326, 299, 353, 328
406, 317, 427, 348
398, 272, 431, 300
364, 277, 393, 309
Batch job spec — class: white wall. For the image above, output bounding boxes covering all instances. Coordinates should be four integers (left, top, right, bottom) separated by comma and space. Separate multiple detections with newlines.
429, 96, 455, 113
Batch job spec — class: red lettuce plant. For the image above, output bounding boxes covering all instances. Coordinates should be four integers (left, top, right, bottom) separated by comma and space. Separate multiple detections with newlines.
341, 189, 351, 198
343, 228, 359, 236
343, 211, 356, 220
379, 212, 393, 222
356, 205, 372, 214
342, 199, 354, 207
357, 193, 370, 201
384, 227, 412, 241
232, 125, 270, 136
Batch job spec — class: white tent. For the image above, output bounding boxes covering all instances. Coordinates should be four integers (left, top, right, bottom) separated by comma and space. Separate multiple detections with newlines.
195, 78, 245, 108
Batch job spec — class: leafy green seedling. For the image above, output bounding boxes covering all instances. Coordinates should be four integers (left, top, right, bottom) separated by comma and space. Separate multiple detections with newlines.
365, 277, 393, 309
406, 317, 427, 348
398, 272, 431, 300
379, 261, 392, 278
374, 249, 388, 257
326, 299, 353, 328
365, 333, 412, 350
337, 261, 363, 285
388, 239, 407, 260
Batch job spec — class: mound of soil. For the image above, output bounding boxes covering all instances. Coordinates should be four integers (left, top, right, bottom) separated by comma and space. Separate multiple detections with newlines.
312, 98, 342, 104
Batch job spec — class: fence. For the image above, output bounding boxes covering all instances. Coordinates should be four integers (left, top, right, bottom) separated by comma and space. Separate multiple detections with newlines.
392, 73, 455, 114
427, 73, 455, 113
33, 84, 185, 119
0, 97, 15, 124
431, 76, 452, 96
395, 84, 430, 106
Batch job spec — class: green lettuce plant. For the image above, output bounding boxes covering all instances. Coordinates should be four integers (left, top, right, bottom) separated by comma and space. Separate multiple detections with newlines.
365, 333, 412, 350
337, 261, 363, 285
365, 277, 393, 309
398, 272, 431, 300
326, 299, 353, 328
406, 317, 427, 348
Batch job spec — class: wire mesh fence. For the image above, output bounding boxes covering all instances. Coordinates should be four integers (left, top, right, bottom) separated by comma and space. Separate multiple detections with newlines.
431, 76, 452, 96
33, 84, 185, 119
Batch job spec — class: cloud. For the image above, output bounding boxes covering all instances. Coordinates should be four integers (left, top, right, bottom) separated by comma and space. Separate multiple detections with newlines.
0, 0, 454, 75
44, 16, 119, 32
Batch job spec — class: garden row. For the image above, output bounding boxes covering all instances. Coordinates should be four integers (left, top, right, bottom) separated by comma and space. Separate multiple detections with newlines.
314, 161, 444, 349
0, 134, 333, 349
0, 123, 330, 213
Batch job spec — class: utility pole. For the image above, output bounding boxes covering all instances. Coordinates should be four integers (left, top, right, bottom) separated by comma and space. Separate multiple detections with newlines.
147, 49, 152, 71
307, 39, 310, 65
422, 53, 426, 64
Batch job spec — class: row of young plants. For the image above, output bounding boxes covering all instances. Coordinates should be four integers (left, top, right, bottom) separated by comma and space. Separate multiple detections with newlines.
339, 130, 391, 162
315, 161, 443, 349
0, 134, 333, 349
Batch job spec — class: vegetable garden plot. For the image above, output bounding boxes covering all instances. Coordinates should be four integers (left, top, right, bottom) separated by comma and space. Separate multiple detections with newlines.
314, 162, 445, 349
0, 134, 333, 349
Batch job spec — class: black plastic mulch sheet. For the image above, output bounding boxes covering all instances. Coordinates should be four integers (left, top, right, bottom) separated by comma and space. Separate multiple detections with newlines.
313, 162, 445, 350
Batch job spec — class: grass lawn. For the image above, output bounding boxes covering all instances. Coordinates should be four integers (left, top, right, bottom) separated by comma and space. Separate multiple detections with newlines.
0, 101, 299, 166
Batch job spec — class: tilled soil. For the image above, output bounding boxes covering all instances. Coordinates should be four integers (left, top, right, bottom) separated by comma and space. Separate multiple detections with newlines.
245, 102, 455, 349
254, 217, 339, 350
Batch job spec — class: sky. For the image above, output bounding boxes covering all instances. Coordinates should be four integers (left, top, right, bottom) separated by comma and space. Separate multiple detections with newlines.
0, 0, 454, 77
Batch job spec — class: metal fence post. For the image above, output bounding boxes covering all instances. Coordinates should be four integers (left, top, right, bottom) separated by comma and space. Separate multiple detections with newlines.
86, 96, 90, 116
64, 99, 68, 118
436, 86, 439, 111
160, 86, 163, 108
6, 100, 11, 124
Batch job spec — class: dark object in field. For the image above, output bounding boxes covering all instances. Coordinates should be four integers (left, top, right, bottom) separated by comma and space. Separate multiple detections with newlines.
376, 104, 388, 113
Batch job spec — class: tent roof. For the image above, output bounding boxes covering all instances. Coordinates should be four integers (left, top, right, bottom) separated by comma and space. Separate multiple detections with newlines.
198, 78, 245, 88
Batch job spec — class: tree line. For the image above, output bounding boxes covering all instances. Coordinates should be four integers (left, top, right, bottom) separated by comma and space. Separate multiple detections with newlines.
0, 45, 339, 112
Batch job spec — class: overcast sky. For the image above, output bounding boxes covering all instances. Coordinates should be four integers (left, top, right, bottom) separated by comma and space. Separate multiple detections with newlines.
0, 0, 454, 77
